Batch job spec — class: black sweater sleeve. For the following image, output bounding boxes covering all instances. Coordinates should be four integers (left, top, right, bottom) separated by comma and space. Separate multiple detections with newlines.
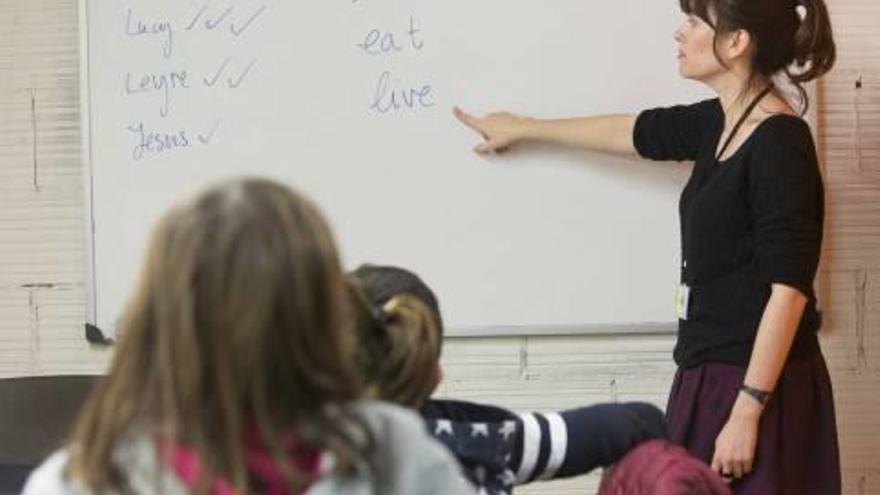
633, 99, 718, 162
748, 118, 824, 297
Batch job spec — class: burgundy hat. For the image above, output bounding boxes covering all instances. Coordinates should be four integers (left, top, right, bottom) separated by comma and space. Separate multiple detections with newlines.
598, 440, 731, 495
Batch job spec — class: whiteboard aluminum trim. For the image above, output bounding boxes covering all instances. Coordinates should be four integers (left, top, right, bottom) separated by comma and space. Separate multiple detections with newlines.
79, 0, 97, 327
445, 322, 677, 338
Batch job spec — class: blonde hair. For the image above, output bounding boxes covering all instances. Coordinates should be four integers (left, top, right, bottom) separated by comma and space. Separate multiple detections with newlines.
67, 178, 370, 493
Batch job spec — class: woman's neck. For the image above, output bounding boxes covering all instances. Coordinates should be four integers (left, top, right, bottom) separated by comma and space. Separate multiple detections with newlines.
711, 73, 772, 126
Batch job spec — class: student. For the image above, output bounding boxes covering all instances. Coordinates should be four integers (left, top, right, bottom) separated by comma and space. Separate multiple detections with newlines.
347, 264, 668, 495
453, 1, 839, 493
23, 179, 472, 495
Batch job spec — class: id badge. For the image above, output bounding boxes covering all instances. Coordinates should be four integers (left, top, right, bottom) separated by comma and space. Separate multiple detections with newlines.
675, 284, 691, 320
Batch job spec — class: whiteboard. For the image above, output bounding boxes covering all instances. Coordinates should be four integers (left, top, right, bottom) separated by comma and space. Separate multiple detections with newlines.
83, 0, 709, 335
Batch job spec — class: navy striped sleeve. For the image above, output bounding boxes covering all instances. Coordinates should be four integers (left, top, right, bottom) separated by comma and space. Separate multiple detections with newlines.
421, 400, 667, 490
516, 402, 667, 482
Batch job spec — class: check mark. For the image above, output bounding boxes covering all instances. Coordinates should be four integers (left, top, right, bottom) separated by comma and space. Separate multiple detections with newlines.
198, 119, 222, 144
230, 5, 267, 36
205, 6, 234, 30
185, 5, 207, 30
204, 58, 230, 87
227, 59, 257, 89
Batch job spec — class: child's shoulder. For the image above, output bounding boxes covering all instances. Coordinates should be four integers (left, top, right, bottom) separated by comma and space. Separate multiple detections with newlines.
21, 450, 78, 495
352, 400, 424, 432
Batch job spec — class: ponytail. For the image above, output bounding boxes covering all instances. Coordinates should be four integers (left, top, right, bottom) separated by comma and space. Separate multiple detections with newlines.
372, 296, 443, 408
347, 276, 443, 408
785, 0, 836, 113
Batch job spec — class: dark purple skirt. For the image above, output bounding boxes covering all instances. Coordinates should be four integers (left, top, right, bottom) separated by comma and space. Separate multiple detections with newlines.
666, 353, 841, 495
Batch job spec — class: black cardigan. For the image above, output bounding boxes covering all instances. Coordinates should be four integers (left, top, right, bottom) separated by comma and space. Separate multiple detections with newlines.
633, 99, 823, 368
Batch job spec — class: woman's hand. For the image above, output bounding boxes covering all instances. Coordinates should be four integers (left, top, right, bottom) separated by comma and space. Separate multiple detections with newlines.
453, 106, 533, 154
711, 392, 763, 482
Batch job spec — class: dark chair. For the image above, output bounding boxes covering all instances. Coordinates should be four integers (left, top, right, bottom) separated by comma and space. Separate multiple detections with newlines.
0, 376, 99, 494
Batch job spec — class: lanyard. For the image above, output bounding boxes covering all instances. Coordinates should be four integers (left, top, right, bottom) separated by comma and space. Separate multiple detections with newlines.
715, 84, 774, 163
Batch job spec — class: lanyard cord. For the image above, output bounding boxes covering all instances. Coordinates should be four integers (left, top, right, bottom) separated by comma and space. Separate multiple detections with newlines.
715, 84, 774, 162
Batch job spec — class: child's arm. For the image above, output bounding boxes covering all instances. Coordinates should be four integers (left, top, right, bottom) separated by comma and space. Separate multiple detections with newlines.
420, 399, 517, 423
514, 402, 667, 483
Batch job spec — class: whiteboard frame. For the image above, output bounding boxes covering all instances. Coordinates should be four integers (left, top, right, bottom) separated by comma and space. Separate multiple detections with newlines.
79, 0, 98, 328
74, 0, 686, 339
445, 322, 677, 338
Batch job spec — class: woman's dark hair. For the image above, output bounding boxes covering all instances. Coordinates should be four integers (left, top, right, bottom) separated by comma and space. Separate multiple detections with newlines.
680, 0, 836, 113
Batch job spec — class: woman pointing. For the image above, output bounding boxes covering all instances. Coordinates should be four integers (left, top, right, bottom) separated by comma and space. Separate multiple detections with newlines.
455, 1, 840, 493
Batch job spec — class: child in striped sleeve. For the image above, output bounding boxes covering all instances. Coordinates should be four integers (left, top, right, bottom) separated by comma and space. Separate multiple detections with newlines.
347, 264, 668, 494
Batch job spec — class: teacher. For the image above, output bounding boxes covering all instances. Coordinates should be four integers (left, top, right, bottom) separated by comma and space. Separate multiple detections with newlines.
454, 1, 839, 494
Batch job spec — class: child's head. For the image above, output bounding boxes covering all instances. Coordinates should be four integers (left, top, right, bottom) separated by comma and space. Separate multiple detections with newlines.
69, 178, 366, 492
347, 265, 444, 408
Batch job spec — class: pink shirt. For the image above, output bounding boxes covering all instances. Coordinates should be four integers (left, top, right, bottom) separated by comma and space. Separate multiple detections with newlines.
164, 426, 322, 495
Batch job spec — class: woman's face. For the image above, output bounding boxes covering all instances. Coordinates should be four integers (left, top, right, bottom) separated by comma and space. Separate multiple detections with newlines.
674, 13, 725, 82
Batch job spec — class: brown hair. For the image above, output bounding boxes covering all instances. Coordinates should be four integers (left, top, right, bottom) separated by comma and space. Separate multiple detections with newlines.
348, 265, 443, 408
680, 0, 836, 113
67, 178, 370, 493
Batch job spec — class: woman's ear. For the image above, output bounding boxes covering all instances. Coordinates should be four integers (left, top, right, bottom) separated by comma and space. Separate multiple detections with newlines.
724, 28, 753, 61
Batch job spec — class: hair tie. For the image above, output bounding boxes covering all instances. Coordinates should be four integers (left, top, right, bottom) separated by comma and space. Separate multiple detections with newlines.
368, 298, 403, 330
368, 304, 389, 330
795, 0, 808, 21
